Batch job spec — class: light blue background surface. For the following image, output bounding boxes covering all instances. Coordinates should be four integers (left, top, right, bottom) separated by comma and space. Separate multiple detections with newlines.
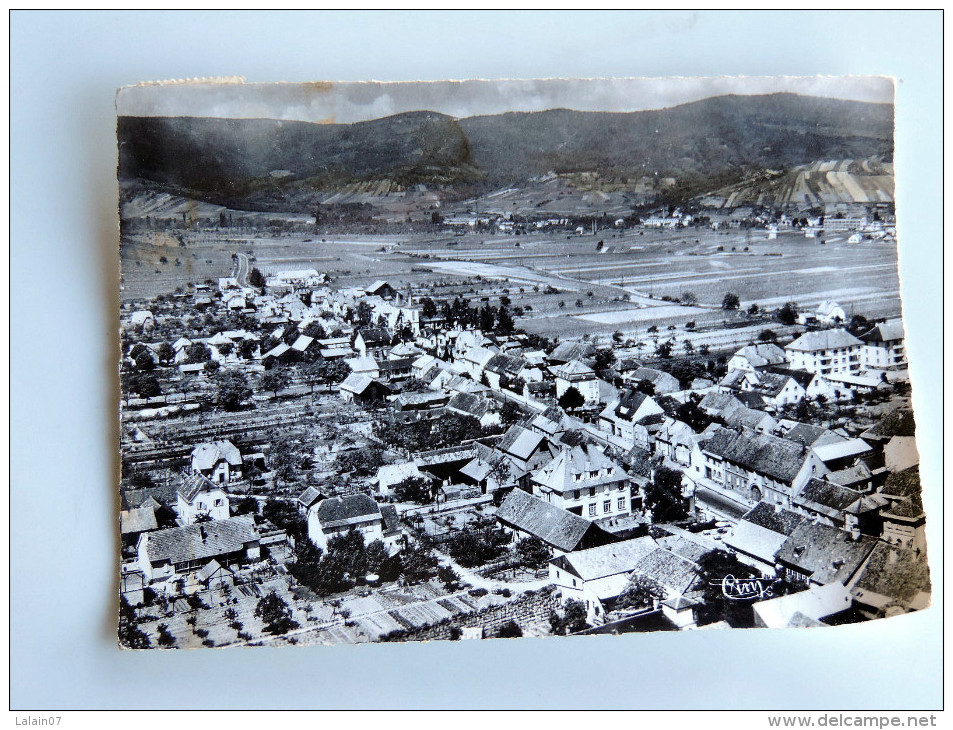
10, 10, 943, 710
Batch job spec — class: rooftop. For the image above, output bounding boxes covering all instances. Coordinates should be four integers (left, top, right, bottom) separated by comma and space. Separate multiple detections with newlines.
786, 329, 862, 352
142, 515, 258, 566
497, 489, 598, 553
191, 440, 242, 471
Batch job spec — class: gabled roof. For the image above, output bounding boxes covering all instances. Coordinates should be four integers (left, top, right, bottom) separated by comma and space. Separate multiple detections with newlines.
554, 537, 658, 582
783, 422, 846, 448
261, 342, 291, 360
375, 462, 424, 490
497, 425, 547, 461
704, 427, 811, 484
314, 495, 382, 530
380, 504, 401, 534
750, 372, 801, 398
725, 502, 808, 566
624, 445, 656, 478
777, 522, 878, 584
364, 280, 394, 295
548, 341, 594, 363
792, 479, 869, 520
355, 327, 391, 345
176, 472, 220, 503
739, 501, 808, 535
851, 542, 931, 609
532, 444, 627, 494
122, 484, 177, 510
699, 391, 745, 418
815, 300, 845, 318
860, 409, 916, 442
881, 465, 921, 499
447, 391, 496, 419
732, 343, 787, 368
859, 319, 904, 344
485, 353, 527, 375
812, 439, 873, 464
290, 335, 315, 352
297, 486, 323, 509
191, 440, 242, 471
611, 390, 657, 421
786, 329, 862, 352
339, 373, 374, 395
378, 357, 415, 372
196, 558, 232, 583
393, 391, 448, 408
825, 463, 873, 488
631, 367, 680, 393
344, 356, 380, 373
141, 516, 258, 565
754, 582, 853, 628
720, 369, 756, 390
629, 547, 702, 597
767, 366, 816, 388
497, 489, 598, 552
460, 345, 498, 365
722, 405, 775, 432
120, 505, 158, 535
552, 360, 595, 379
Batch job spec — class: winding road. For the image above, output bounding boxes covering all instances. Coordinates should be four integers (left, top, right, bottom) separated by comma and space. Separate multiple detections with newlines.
234, 251, 251, 287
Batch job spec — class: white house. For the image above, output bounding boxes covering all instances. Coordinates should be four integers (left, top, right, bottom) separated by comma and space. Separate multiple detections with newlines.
553, 360, 600, 405
814, 300, 847, 325
190, 440, 243, 483
531, 444, 632, 520
549, 537, 659, 622
307, 494, 402, 553
859, 319, 906, 370
785, 329, 863, 376
137, 515, 260, 585
727, 344, 787, 373
598, 390, 665, 446
176, 473, 230, 525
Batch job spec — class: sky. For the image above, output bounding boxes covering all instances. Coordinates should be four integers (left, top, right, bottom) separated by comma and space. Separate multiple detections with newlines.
117, 76, 895, 123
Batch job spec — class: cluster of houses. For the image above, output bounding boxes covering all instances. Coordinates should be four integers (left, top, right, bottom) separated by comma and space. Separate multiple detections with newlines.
121, 271, 925, 633
120, 440, 287, 603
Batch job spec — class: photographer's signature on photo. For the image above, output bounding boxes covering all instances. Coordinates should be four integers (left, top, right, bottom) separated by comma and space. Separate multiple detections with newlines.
711, 575, 779, 601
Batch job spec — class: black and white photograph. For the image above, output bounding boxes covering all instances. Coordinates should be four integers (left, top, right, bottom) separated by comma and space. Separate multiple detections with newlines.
115, 76, 930, 650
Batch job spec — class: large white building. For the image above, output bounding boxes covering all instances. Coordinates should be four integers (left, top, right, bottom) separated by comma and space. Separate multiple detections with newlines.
859, 319, 906, 370
531, 444, 633, 520
785, 329, 863, 376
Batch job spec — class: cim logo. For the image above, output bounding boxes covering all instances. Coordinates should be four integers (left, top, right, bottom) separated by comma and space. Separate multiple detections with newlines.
712, 575, 779, 601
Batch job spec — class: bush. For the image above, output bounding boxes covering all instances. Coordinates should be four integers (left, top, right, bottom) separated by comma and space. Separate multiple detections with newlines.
469, 588, 489, 598
550, 599, 590, 635
495, 620, 523, 638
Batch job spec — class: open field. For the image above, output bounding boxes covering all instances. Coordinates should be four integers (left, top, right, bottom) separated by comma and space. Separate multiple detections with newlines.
121, 225, 902, 347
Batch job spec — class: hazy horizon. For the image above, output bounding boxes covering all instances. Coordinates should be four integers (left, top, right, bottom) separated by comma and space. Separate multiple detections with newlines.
117, 76, 894, 124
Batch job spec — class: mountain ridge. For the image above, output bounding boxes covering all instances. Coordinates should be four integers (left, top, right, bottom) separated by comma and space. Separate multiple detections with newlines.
118, 92, 894, 211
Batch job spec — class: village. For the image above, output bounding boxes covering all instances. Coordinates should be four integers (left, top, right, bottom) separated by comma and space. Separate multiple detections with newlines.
115, 203, 927, 649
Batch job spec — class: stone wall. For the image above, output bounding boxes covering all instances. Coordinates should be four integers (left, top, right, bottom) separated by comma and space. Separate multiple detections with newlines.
381, 587, 559, 642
